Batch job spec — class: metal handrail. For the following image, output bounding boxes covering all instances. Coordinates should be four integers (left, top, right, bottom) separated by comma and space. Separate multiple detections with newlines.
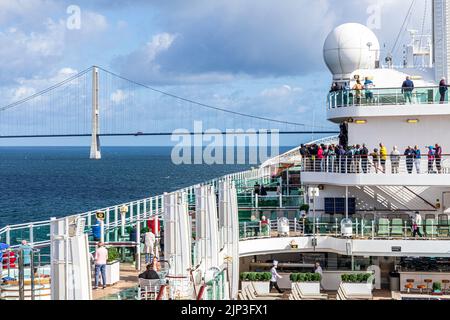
0, 167, 270, 247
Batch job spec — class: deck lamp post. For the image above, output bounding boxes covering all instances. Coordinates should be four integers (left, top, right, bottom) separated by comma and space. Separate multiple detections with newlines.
308, 187, 320, 250
120, 205, 128, 237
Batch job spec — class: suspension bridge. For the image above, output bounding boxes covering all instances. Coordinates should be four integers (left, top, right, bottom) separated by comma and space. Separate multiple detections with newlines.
0, 66, 338, 159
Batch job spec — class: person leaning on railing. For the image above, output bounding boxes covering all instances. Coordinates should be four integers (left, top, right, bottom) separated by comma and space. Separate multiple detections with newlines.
390, 146, 400, 174
352, 80, 363, 105
439, 77, 448, 104
401, 76, 414, 104
414, 145, 421, 174
404, 146, 415, 174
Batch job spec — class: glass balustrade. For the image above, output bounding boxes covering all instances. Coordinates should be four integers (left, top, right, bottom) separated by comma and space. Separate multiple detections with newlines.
328, 86, 448, 109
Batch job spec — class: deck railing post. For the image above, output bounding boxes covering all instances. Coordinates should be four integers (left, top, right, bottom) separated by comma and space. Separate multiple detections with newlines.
6, 227, 10, 245
106, 208, 110, 242
244, 222, 247, 239
29, 224, 34, 244
372, 221, 375, 240
404, 221, 407, 239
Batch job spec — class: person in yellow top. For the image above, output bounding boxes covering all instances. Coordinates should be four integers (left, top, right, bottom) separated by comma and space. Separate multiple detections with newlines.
352, 80, 364, 105
379, 143, 388, 173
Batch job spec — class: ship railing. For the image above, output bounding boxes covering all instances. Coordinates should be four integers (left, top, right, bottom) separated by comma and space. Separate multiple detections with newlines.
238, 217, 450, 241
0, 167, 270, 247
301, 155, 450, 176
327, 86, 449, 109
237, 194, 302, 209
199, 265, 228, 300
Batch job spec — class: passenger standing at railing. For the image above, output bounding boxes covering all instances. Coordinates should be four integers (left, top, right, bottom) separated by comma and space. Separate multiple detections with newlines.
371, 148, 380, 173
414, 146, 422, 174
402, 76, 415, 104
360, 144, 369, 174
434, 144, 443, 174
317, 145, 324, 172
327, 145, 336, 173
390, 146, 401, 174
439, 77, 448, 104
352, 80, 364, 105
404, 146, 415, 174
93, 242, 108, 290
18, 240, 32, 267
355, 144, 361, 173
343, 82, 350, 106
364, 77, 375, 104
379, 143, 388, 173
427, 146, 436, 174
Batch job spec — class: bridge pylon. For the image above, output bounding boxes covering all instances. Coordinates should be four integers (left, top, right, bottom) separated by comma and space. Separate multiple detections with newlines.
90, 67, 101, 160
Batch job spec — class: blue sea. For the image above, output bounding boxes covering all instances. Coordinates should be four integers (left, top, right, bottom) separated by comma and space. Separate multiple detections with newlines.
0, 146, 292, 227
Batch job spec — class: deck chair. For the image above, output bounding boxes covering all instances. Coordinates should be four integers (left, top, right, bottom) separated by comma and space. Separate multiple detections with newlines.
138, 278, 161, 300
243, 286, 282, 300
377, 218, 390, 237
251, 283, 283, 298
238, 291, 249, 300
425, 219, 438, 238
391, 219, 404, 237
294, 283, 328, 300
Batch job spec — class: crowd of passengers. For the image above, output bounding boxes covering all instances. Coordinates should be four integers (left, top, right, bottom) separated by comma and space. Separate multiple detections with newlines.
329, 76, 450, 105
299, 143, 444, 174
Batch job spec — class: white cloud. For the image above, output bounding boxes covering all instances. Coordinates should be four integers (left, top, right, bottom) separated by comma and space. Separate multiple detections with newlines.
261, 85, 303, 97
111, 89, 130, 104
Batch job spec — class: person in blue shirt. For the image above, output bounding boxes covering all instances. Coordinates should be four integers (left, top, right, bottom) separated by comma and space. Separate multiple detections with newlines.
19, 240, 33, 266
402, 76, 414, 104
364, 77, 375, 104
414, 145, 422, 174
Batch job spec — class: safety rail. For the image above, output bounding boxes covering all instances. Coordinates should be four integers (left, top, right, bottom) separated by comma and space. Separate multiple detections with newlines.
301, 155, 450, 175
0, 167, 271, 248
327, 86, 449, 109
238, 217, 450, 241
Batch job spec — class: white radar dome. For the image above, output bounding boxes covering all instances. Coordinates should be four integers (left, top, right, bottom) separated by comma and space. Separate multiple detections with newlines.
323, 23, 380, 80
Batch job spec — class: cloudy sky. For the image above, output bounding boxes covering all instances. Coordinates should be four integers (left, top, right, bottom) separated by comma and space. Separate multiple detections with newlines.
0, 0, 431, 146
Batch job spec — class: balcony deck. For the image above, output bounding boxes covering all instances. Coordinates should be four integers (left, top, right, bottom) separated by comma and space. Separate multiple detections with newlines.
301, 156, 450, 186
327, 87, 450, 122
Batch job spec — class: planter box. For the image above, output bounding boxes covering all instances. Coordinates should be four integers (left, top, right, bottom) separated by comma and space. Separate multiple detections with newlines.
292, 282, 321, 295
105, 261, 120, 285
340, 282, 373, 295
241, 281, 270, 295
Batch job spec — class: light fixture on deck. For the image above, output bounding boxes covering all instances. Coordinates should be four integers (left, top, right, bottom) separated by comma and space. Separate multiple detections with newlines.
355, 120, 367, 124
407, 119, 419, 124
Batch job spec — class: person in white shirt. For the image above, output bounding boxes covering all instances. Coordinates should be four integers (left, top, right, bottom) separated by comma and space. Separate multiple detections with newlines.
270, 260, 283, 293
413, 212, 423, 238
314, 262, 324, 290
144, 230, 156, 264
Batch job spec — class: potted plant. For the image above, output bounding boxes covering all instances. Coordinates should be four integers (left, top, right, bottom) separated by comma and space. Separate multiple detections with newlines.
340, 273, 373, 295
433, 282, 442, 294
240, 272, 271, 294
290, 273, 322, 295
105, 247, 121, 285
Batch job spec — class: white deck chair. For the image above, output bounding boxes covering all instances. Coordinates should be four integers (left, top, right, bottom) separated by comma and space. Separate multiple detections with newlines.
294, 283, 328, 300
138, 278, 161, 300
